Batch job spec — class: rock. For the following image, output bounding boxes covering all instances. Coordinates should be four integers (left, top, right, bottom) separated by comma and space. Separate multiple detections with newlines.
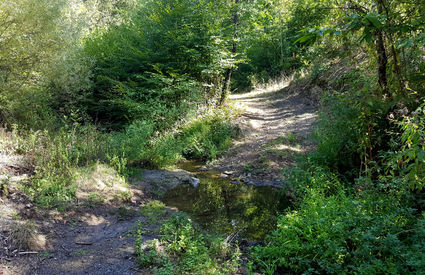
189, 177, 200, 188
140, 169, 197, 192
223, 171, 234, 175
220, 173, 228, 178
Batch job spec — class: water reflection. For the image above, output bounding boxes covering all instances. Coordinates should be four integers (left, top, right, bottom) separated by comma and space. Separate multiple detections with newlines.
162, 162, 290, 240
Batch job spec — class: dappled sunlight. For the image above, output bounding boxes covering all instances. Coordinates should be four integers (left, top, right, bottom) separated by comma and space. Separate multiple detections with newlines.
210, 78, 318, 183
230, 75, 295, 100
275, 144, 305, 153
80, 214, 108, 226
73, 163, 139, 204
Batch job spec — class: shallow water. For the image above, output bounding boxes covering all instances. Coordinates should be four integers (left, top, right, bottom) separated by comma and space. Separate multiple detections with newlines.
162, 161, 290, 240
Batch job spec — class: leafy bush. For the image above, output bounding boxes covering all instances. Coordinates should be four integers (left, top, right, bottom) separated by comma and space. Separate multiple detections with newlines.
181, 116, 237, 160
383, 99, 425, 191
283, 159, 345, 200
82, 0, 232, 129
135, 215, 240, 274
251, 190, 425, 274
107, 120, 153, 163
144, 109, 239, 167
312, 90, 391, 180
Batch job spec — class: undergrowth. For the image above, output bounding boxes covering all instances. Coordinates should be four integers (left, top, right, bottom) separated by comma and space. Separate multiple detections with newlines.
4, 105, 239, 209
135, 215, 241, 274
250, 84, 425, 274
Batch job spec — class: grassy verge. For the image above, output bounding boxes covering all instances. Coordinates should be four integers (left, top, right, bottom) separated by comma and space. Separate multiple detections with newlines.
0, 104, 240, 210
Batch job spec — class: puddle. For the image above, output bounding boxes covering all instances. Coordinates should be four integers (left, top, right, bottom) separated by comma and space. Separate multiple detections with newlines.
162, 161, 290, 240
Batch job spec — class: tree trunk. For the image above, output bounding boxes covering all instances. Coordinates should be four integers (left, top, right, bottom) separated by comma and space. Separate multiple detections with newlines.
376, 0, 388, 92
376, 31, 388, 91
218, 0, 239, 106
379, 0, 405, 94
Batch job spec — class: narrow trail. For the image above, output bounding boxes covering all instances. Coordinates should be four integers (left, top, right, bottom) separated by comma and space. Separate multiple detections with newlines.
1, 83, 318, 275
211, 83, 318, 186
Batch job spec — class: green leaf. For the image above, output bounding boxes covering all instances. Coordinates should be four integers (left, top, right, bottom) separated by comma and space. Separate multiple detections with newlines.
364, 13, 383, 29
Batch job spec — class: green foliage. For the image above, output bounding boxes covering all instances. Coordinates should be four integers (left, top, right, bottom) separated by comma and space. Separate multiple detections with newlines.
82, 0, 233, 128
107, 120, 153, 163
158, 215, 240, 274
145, 109, 239, 167
135, 214, 241, 274
140, 200, 167, 224
0, 175, 10, 196
384, 100, 425, 189
135, 215, 241, 274
312, 88, 391, 180
252, 190, 425, 274
181, 116, 237, 160
14, 124, 110, 207
283, 160, 344, 200
0, 0, 63, 127
233, 0, 330, 91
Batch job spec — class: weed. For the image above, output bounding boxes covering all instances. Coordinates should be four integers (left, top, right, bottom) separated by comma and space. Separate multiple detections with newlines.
286, 132, 297, 143
72, 250, 88, 256
140, 200, 167, 224
114, 206, 137, 221
9, 221, 38, 251
86, 192, 104, 207
134, 215, 240, 274
0, 175, 10, 196
39, 252, 53, 258
114, 191, 132, 202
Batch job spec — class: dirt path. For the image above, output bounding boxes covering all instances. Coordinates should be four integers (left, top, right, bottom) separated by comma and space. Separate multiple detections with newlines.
1, 82, 317, 275
210, 83, 318, 186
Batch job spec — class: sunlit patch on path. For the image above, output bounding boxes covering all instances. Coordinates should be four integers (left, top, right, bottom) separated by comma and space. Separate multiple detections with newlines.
210, 80, 318, 185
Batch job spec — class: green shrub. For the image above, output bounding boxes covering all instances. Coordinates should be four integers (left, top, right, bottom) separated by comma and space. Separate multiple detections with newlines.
30, 176, 76, 208
106, 120, 153, 164
251, 190, 425, 274
383, 99, 425, 191
135, 215, 240, 274
82, 0, 232, 129
0, 175, 10, 196
145, 133, 184, 168
283, 158, 345, 200
312, 90, 391, 180
181, 117, 237, 160
144, 110, 239, 168
140, 200, 167, 224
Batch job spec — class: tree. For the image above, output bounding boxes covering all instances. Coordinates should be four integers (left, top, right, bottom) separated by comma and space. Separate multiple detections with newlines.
0, 0, 63, 124
82, 0, 234, 128
295, 0, 425, 96
219, 0, 239, 106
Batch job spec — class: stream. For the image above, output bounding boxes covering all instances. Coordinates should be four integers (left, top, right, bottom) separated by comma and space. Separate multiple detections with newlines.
161, 161, 291, 240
